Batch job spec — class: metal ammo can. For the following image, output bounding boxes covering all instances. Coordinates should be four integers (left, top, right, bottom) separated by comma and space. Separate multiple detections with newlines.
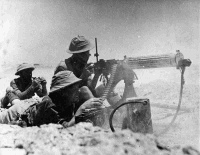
120, 98, 153, 134
75, 98, 153, 134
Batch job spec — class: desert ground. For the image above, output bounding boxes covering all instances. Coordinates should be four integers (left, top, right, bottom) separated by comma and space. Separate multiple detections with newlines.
0, 63, 199, 154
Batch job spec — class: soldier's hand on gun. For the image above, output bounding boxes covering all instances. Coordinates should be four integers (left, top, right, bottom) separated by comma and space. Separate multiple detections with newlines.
82, 98, 103, 109
94, 64, 103, 76
81, 63, 94, 80
75, 98, 103, 116
86, 63, 94, 72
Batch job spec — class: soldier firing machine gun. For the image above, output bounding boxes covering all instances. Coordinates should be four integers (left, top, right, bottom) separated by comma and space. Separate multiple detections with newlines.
75, 38, 191, 136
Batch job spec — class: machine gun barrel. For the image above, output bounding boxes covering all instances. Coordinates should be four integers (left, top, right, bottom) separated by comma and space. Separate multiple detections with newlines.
125, 50, 184, 69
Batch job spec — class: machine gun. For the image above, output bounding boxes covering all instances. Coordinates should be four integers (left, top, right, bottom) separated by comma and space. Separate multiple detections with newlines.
76, 38, 191, 135
91, 48, 190, 90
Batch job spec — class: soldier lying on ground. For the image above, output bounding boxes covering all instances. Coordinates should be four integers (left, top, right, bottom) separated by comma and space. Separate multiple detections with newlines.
0, 71, 103, 127
0, 63, 48, 108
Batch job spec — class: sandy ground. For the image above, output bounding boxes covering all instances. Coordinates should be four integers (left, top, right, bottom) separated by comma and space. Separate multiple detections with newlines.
0, 64, 199, 150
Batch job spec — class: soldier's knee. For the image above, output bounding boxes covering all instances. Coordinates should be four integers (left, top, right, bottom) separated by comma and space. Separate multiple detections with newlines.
6, 87, 13, 93
95, 84, 105, 97
79, 86, 94, 101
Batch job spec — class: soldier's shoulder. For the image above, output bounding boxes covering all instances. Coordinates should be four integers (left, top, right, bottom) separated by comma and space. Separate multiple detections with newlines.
56, 60, 67, 68
54, 60, 69, 75
10, 77, 20, 84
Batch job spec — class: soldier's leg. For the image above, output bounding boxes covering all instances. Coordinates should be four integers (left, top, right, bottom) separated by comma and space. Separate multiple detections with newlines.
0, 99, 26, 124
26, 96, 58, 126
0, 90, 28, 124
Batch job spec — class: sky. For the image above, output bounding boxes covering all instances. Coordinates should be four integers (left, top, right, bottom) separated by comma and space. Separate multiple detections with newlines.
0, 0, 199, 67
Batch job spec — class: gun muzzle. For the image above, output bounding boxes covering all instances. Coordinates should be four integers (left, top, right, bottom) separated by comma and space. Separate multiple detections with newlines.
177, 59, 192, 69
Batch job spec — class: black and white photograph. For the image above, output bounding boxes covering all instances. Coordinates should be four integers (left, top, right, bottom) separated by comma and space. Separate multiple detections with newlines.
0, 0, 199, 154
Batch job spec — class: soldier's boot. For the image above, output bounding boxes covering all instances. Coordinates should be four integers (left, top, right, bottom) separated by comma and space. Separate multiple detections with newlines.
0, 96, 9, 108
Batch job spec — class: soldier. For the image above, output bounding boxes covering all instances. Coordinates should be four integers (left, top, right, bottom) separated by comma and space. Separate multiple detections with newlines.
54, 36, 101, 97
0, 63, 47, 108
47, 70, 103, 127
54, 36, 94, 87
53, 36, 134, 107
0, 71, 103, 127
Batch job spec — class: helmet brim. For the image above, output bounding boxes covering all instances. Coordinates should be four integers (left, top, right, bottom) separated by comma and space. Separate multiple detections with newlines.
66, 44, 94, 54
15, 67, 35, 75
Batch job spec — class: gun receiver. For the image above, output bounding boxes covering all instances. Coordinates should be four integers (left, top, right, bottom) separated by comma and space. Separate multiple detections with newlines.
94, 59, 118, 77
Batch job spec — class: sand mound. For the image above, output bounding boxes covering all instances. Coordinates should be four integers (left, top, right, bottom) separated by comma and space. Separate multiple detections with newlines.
0, 123, 199, 155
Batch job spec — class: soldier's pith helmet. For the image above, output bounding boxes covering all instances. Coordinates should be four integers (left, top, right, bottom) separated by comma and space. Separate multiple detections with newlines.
50, 70, 81, 93
66, 36, 94, 54
15, 63, 35, 75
